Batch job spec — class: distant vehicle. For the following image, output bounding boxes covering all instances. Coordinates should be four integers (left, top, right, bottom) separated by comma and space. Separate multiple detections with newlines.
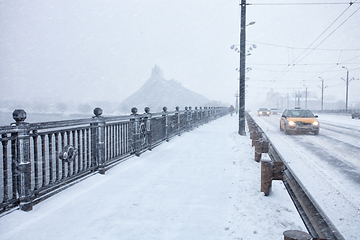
258, 108, 270, 116
270, 108, 280, 115
351, 112, 360, 119
280, 108, 319, 135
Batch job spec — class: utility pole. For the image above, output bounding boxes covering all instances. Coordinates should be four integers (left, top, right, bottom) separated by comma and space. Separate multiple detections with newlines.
319, 77, 327, 111
342, 66, 349, 112
303, 86, 308, 109
238, 0, 246, 136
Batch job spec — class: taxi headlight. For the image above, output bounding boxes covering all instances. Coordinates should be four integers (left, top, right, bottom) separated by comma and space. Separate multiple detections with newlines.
312, 121, 319, 126
288, 121, 296, 126
259, 111, 263, 114
267, 111, 270, 114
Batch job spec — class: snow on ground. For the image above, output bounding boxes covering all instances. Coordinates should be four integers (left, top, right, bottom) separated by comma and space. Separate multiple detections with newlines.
252, 113, 360, 240
0, 115, 306, 240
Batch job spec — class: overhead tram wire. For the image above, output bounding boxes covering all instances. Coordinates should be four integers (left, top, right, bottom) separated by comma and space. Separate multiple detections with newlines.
247, 2, 359, 6
295, 3, 360, 64
247, 1, 360, 100
249, 62, 359, 66
247, 40, 360, 51
264, 1, 358, 83
251, 66, 349, 73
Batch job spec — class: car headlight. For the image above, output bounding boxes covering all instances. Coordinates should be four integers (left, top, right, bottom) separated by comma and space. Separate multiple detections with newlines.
259, 111, 262, 114
267, 111, 270, 114
312, 121, 319, 126
288, 121, 296, 126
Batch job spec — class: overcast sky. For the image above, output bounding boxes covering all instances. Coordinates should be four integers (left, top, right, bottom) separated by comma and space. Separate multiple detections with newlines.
1, 0, 359, 111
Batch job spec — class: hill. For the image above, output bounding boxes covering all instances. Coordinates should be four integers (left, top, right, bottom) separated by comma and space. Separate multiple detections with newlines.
117, 66, 212, 113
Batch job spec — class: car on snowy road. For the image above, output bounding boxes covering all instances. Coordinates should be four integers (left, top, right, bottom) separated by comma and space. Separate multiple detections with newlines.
280, 108, 319, 135
270, 108, 280, 115
351, 112, 360, 119
258, 108, 270, 116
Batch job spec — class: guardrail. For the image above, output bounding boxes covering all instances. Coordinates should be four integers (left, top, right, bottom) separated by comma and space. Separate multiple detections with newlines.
0, 106, 228, 214
246, 113, 345, 240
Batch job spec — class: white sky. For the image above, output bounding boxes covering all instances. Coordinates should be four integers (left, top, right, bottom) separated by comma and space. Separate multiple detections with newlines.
245, 0, 360, 109
1, 0, 359, 110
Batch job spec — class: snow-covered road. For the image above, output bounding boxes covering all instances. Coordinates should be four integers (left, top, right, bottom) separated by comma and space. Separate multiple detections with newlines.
252, 113, 360, 240
0, 115, 306, 240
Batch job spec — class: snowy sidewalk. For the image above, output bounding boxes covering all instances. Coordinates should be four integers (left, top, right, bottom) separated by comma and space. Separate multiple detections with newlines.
0, 115, 305, 240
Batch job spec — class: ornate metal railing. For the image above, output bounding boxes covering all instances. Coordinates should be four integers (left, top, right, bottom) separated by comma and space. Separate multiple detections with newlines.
0, 106, 228, 213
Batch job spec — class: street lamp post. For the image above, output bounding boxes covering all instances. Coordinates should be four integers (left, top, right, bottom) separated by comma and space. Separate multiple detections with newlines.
238, 0, 247, 136
342, 66, 349, 112
318, 77, 327, 111
303, 84, 308, 109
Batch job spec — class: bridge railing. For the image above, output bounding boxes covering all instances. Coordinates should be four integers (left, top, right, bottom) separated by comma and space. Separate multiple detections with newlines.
0, 106, 228, 213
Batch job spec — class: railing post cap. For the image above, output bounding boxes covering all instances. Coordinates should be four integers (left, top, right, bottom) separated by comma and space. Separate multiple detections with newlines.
13, 109, 27, 123
93, 107, 103, 117
163, 106, 167, 112
175, 106, 179, 111
131, 107, 138, 115
144, 107, 150, 113
185, 106, 188, 110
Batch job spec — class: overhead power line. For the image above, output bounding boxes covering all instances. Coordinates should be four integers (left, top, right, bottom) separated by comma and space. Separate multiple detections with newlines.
295, 4, 360, 64
269, 1, 359, 82
247, 2, 359, 6
246, 40, 360, 51
248, 62, 359, 66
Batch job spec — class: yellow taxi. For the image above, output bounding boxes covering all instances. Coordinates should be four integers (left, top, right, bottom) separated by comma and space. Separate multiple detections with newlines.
280, 108, 319, 135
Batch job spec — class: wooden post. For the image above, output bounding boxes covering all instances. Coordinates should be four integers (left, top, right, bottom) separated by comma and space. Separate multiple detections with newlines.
283, 230, 311, 240
261, 159, 272, 196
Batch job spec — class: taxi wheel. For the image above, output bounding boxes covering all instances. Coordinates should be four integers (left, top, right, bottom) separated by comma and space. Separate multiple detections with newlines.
280, 124, 284, 131
314, 130, 319, 135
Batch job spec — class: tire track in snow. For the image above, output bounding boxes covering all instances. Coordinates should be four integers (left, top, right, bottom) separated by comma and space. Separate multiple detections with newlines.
320, 124, 360, 139
297, 140, 360, 185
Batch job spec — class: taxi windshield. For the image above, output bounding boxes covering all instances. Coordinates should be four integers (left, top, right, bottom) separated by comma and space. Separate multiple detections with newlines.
287, 110, 314, 118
